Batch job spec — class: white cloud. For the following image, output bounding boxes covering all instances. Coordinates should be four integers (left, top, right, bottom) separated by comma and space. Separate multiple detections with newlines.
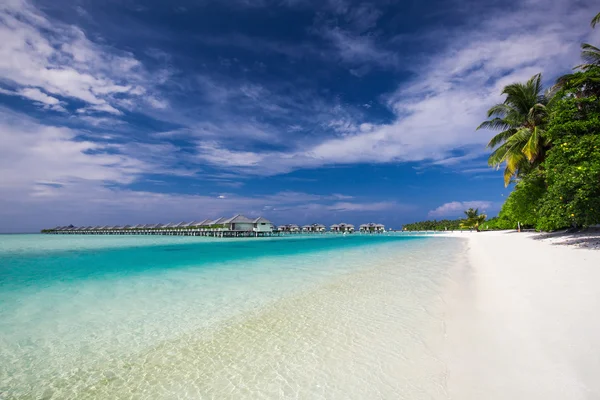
0, 86, 67, 111
192, 0, 596, 176
0, 0, 166, 116
428, 201, 493, 218
0, 178, 406, 232
318, 27, 398, 69
0, 111, 148, 190
0, 107, 401, 231
17, 88, 60, 105
328, 201, 403, 212
79, 103, 122, 115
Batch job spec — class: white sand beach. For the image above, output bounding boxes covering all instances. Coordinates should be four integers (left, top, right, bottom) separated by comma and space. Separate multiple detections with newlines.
440, 230, 600, 399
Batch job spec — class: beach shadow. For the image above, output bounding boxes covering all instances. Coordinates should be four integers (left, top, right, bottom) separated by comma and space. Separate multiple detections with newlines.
532, 228, 600, 250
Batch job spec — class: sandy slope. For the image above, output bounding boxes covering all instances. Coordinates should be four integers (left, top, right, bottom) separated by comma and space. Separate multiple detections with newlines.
441, 231, 600, 399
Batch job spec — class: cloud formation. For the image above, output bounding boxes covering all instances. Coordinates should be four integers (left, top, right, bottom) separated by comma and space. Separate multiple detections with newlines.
428, 201, 494, 218
191, 0, 595, 176
0, 0, 166, 115
0, 0, 596, 231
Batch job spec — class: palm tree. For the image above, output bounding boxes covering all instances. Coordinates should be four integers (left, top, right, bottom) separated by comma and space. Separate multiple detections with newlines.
477, 74, 552, 186
592, 12, 600, 28
460, 208, 487, 232
572, 43, 600, 71
555, 66, 600, 98
553, 10, 600, 95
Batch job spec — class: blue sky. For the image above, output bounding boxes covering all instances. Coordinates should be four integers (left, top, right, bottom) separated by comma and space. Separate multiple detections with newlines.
0, 0, 597, 232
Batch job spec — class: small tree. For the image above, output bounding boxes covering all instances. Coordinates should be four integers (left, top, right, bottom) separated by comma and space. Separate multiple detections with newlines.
460, 208, 487, 232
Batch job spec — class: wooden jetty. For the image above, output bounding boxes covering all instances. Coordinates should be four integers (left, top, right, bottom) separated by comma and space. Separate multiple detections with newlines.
42, 216, 387, 237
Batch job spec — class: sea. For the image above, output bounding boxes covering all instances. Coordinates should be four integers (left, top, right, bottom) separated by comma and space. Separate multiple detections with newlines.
0, 233, 466, 399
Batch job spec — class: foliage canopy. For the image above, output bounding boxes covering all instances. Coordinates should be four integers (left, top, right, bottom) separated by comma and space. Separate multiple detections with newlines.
406, 12, 600, 232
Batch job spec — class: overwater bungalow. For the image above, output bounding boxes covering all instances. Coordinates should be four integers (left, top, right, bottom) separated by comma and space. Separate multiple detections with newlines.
42, 215, 277, 237
191, 219, 208, 227
359, 223, 385, 233
222, 215, 255, 231
329, 223, 355, 233
302, 225, 312, 232
210, 217, 227, 226
311, 223, 326, 232
337, 223, 354, 233
275, 224, 300, 233
253, 217, 274, 232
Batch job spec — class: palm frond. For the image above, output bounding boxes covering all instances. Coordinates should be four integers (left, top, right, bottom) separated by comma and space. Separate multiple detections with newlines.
487, 128, 516, 148
522, 126, 542, 161
592, 12, 600, 28
487, 143, 510, 167
480, 73, 550, 186
501, 74, 545, 116
477, 118, 511, 132
580, 43, 600, 69
503, 166, 513, 187
505, 151, 526, 173
485, 103, 512, 118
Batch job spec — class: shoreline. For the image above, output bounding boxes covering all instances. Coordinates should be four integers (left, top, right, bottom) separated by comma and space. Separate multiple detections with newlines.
442, 231, 600, 399
3, 232, 600, 398
1, 236, 460, 399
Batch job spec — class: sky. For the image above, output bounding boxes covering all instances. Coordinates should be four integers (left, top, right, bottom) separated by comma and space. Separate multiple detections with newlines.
0, 0, 597, 232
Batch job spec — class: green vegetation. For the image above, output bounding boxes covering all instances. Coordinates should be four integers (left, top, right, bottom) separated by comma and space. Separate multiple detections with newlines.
592, 12, 600, 28
404, 11, 600, 232
403, 219, 467, 231
477, 11, 600, 231
478, 73, 552, 186
460, 208, 487, 232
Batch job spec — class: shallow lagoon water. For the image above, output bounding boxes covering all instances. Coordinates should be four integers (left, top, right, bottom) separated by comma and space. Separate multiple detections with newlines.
0, 234, 464, 399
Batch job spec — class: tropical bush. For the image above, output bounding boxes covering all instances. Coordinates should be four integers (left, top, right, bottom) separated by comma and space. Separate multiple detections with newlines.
481, 217, 514, 231
536, 93, 600, 230
497, 171, 546, 228
402, 219, 466, 231
460, 208, 487, 231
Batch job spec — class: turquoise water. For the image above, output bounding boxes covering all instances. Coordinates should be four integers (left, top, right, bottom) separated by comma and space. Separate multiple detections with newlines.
0, 234, 464, 399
